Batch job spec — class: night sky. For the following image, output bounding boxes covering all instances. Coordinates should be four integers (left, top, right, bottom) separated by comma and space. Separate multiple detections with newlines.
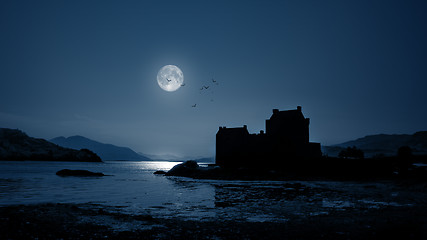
1, 0, 426, 159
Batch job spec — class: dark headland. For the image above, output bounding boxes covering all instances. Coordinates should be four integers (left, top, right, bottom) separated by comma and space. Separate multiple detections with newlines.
49, 135, 150, 161
0, 128, 102, 162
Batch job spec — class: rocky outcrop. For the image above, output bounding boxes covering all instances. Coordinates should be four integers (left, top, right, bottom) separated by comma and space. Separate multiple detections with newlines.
56, 169, 105, 177
163, 158, 427, 181
164, 161, 297, 180
0, 128, 102, 162
164, 161, 220, 178
165, 160, 199, 176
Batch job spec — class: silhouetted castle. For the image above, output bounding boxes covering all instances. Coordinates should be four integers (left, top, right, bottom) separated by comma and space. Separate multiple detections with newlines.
216, 106, 321, 168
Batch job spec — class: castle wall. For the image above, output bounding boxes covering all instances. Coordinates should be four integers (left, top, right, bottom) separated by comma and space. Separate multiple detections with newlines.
216, 127, 250, 168
215, 107, 322, 168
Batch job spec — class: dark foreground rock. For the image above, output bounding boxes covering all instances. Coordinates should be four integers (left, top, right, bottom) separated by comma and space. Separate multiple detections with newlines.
0, 202, 426, 240
56, 169, 106, 177
2, 178, 427, 239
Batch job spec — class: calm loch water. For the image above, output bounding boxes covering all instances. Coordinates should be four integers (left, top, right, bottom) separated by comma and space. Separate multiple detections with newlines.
0, 160, 420, 222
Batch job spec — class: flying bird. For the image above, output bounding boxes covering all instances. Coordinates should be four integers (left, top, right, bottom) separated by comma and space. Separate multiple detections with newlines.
204, 86, 210, 89
191, 104, 197, 107
212, 78, 216, 83
166, 78, 172, 82
181, 83, 186, 86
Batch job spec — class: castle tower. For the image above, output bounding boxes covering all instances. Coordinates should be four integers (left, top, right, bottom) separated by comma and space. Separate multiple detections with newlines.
265, 106, 309, 144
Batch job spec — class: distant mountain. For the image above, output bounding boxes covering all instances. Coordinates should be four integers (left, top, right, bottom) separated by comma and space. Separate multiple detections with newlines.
50, 136, 150, 161
189, 157, 215, 163
140, 153, 183, 161
0, 128, 101, 162
141, 152, 214, 163
323, 131, 427, 157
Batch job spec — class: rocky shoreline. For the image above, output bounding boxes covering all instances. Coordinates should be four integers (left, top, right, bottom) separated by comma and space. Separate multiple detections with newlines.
1, 201, 426, 240
2, 178, 427, 239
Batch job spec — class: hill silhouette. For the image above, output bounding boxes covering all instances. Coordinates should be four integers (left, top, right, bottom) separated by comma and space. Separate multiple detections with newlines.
50, 136, 150, 161
0, 128, 101, 162
323, 131, 427, 157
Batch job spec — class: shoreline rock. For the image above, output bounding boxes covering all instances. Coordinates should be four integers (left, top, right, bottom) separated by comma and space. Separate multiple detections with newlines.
1, 201, 426, 240
56, 169, 106, 177
163, 160, 427, 181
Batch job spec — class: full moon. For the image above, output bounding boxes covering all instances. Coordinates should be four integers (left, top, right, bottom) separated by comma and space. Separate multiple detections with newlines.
157, 65, 184, 92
